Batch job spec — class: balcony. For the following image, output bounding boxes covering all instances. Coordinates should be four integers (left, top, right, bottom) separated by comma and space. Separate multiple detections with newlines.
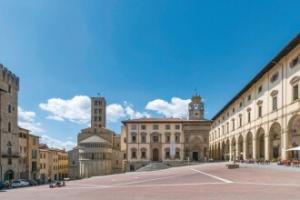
2, 153, 20, 158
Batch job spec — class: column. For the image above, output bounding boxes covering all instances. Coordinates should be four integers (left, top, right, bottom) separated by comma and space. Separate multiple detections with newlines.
220, 142, 223, 161
236, 138, 240, 160
282, 130, 288, 160
243, 138, 247, 160
265, 135, 270, 161
229, 139, 232, 161
253, 137, 257, 160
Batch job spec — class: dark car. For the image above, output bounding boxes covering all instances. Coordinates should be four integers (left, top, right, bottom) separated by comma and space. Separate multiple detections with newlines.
49, 181, 65, 188
0, 181, 5, 190
27, 180, 38, 186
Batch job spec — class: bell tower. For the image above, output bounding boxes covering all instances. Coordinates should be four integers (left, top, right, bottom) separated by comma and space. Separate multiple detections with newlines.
91, 96, 106, 130
188, 95, 204, 120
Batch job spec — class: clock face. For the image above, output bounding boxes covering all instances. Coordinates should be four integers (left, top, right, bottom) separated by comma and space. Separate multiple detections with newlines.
194, 104, 199, 109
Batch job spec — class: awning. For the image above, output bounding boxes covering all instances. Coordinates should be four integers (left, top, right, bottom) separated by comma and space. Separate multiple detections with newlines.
286, 146, 300, 151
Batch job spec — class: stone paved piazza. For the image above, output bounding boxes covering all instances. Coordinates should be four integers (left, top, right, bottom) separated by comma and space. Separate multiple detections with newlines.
1, 163, 300, 200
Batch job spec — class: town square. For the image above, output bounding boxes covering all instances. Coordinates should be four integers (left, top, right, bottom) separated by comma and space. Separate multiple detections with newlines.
1, 0, 300, 199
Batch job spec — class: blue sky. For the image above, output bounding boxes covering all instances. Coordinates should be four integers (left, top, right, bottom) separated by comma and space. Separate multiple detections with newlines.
1, 0, 300, 149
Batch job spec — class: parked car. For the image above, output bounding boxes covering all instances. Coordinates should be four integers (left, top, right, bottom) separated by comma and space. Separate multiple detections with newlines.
0, 181, 5, 190
11, 180, 30, 188
27, 180, 38, 186
49, 181, 65, 188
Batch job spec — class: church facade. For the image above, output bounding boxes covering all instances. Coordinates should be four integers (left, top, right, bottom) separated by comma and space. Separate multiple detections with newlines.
122, 95, 211, 171
68, 97, 123, 179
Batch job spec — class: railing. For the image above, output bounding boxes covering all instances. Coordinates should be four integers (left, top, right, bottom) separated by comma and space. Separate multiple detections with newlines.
2, 153, 20, 158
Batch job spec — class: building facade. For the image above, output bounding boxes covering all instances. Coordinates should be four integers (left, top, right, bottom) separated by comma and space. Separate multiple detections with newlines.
68, 96, 122, 179
0, 65, 20, 181
210, 33, 300, 162
39, 144, 68, 182
122, 95, 211, 171
18, 127, 40, 180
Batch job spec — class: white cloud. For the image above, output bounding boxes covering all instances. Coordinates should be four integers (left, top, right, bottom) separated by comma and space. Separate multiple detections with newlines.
145, 97, 191, 118
18, 107, 44, 133
40, 135, 76, 151
39, 95, 91, 124
107, 103, 150, 122
106, 104, 126, 122
124, 104, 150, 119
19, 107, 75, 150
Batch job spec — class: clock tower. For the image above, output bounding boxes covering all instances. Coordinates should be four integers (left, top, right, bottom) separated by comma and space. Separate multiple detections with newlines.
188, 95, 204, 120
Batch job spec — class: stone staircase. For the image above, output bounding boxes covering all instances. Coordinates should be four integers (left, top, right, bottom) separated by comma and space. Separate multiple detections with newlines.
136, 162, 170, 172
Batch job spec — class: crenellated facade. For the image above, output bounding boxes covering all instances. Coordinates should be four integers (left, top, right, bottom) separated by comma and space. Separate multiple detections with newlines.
209, 33, 300, 162
0, 64, 20, 181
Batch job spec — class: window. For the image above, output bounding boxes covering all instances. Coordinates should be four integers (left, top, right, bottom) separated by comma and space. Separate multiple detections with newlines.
8, 105, 11, 113
131, 135, 137, 143
165, 125, 170, 130
248, 111, 251, 123
7, 142, 12, 155
8, 158, 12, 165
293, 84, 299, 101
32, 150, 37, 159
131, 150, 137, 159
232, 119, 235, 131
226, 122, 229, 133
258, 85, 263, 93
239, 101, 243, 108
175, 151, 180, 159
153, 125, 159, 130
141, 125, 146, 130
271, 72, 279, 83
290, 55, 299, 68
165, 150, 170, 159
8, 85, 11, 93
141, 151, 146, 159
239, 115, 242, 127
175, 125, 180, 130
175, 134, 180, 143
153, 135, 159, 143
272, 96, 278, 111
8, 122, 11, 132
141, 135, 146, 143
166, 135, 170, 143
131, 124, 137, 130
247, 95, 251, 101
258, 105, 262, 118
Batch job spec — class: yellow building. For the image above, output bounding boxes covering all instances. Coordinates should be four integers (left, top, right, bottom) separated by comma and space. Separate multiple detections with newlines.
39, 144, 68, 182
18, 127, 40, 180
58, 150, 68, 180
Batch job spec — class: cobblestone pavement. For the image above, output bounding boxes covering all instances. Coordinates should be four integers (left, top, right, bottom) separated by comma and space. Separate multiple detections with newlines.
1, 162, 300, 200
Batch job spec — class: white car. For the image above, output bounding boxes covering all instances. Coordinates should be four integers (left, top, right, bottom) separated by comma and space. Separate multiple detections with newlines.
11, 180, 30, 188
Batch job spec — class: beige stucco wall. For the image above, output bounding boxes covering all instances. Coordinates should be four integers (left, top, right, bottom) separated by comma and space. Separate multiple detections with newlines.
210, 42, 300, 161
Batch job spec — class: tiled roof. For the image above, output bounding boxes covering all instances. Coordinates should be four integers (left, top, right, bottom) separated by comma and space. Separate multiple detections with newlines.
122, 117, 210, 124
